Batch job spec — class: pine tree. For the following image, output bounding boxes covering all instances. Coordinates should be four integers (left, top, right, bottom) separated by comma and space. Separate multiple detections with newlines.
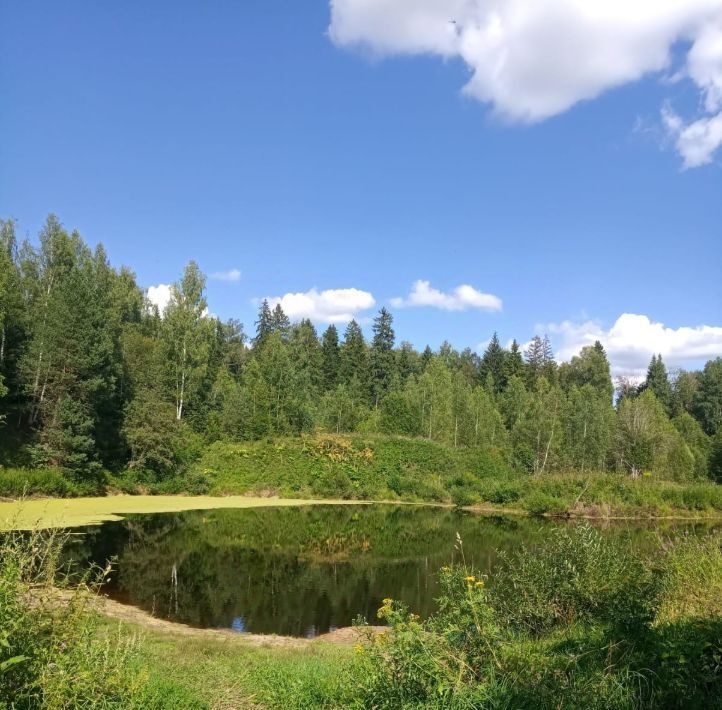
369, 308, 396, 405
420, 345, 433, 371
644, 354, 672, 414
321, 325, 341, 390
271, 303, 291, 341
502, 339, 525, 384
340, 319, 368, 397
254, 300, 273, 348
479, 332, 506, 393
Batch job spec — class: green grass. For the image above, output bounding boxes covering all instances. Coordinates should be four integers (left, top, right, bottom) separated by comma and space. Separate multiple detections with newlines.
132, 631, 356, 709
101, 526, 722, 709
0, 467, 97, 498
3, 434, 722, 522
3, 516, 721, 708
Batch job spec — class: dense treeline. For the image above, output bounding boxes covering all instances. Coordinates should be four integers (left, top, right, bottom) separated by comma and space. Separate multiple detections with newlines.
1, 215, 721, 487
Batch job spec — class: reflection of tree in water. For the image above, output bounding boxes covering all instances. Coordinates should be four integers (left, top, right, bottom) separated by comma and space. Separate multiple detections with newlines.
63, 506, 716, 637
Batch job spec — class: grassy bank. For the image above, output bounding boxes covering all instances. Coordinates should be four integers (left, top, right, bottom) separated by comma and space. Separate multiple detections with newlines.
103, 525, 722, 709
3, 523, 719, 709
2, 434, 722, 520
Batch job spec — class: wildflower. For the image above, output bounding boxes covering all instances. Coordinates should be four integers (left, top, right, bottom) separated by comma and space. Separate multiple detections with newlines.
378, 597, 393, 618
353, 644, 364, 654
475, 581, 484, 588
464, 575, 476, 583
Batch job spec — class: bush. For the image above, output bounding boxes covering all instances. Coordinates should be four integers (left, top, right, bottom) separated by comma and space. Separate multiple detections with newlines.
450, 487, 478, 507
0, 529, 137, 706
491, 524, 656, 635
349, 525, 722, 709
0, 467, 96, 498
477, 479, 525, 505
0, 528, 198, 708
521, 491, 568, 516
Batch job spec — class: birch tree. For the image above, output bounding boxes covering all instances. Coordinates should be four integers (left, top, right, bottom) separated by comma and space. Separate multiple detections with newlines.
163, 261, 211, 421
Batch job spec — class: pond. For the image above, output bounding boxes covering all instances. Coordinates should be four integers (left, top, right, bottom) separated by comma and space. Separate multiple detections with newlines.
63, 504, 719, 638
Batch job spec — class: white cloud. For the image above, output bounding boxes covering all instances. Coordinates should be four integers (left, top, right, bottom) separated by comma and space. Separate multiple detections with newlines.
390, 280, 502, 312
211, 268, 242, 282
265, 287, 376, 323
663, 105, 722, 168
146, 284, 172, 314
544, 313, 722, 380
329, 0, 722, 166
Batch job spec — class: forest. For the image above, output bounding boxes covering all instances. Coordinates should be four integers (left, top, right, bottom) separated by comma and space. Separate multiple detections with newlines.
1, 215, 721, 493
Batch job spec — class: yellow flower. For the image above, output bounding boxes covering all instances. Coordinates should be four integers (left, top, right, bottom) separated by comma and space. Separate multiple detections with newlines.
382, 598, 392, 605
353, 644, 365, 654
475, 581, 484, 588
464, 575, 476, 583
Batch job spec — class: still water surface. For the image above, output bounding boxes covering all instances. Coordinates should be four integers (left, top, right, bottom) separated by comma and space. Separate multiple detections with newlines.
64, 505, 716, 637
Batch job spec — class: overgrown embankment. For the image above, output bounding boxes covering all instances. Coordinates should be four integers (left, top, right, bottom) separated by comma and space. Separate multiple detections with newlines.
3, 434, 722, 519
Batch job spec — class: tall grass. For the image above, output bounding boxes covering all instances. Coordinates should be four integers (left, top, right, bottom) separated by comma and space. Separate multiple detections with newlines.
0, 527, 199, 708
351, 525, 722, 709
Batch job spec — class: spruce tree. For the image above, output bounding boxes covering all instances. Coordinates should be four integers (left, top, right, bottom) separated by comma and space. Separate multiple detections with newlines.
340, 319, 368, 395
254, 300, 273, 348
693, 357, 722, 435
397, 341, 417, 383
420, 345, 433, 371
525, 335, 545, 384
645, 354, 672, 414
479, 332, 506, 393
502, 339, 525, 384
290, 319, 322, 396
369, 307, 396, 406
271, 303, 291, 341
321, 324, 341, 390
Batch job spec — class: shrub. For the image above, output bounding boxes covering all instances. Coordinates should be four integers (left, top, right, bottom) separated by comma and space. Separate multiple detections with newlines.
477, 480, 525, 505
355, 566, 500, 708
349, 525, 722, 709
0, 467, 95, 498
491, 524, 657, 635
521, 491, 568, 516
0, 527, 202, 708
450, 487, 478, 507
0, 529, 140, 706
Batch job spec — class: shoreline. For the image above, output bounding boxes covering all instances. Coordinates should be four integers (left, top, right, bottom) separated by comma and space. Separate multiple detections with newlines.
2, 492, 722, 530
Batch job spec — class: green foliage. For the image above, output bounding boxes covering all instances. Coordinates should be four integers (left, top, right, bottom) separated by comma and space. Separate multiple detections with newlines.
350, 526, 722, 709
0, 467, 95, 497
492, 525, 656, 634
1, 214, 721, 494
644, 354, 673, 414
694, 357, 722, 436
0, 528, 191, 707
521, 491, 568, 516
559, 341, 614, 401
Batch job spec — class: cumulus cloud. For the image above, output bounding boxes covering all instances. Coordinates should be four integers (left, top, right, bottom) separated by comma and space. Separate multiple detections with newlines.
211, 268, 241, 282
544, 313, 722, 380
390, 280, 502, 312
146, 284, 172, 314
329, 0, 722, 166
265, 287, 376, 323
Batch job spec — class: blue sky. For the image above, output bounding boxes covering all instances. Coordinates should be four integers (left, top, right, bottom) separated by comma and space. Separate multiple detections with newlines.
1, 1, 721, 377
